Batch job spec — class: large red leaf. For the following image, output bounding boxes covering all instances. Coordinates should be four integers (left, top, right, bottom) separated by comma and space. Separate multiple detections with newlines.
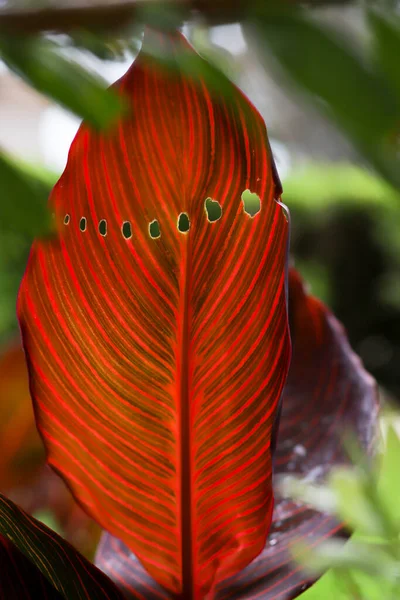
17, 29, 290, 598
0, 340, 44, 491
0, 339, 101, 559
95, 268, 378, 599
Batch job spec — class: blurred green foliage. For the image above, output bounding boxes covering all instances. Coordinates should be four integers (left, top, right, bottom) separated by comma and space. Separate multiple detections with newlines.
283, 415, 400, 599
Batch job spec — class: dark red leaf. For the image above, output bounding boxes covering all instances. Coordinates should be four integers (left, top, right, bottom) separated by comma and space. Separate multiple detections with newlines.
0, 534, 63, 599
0, 493, 125, 599
95, 268, 378, 599
17, 29, 290, 598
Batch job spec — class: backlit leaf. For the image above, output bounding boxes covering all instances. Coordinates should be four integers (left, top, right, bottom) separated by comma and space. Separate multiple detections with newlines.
0, 339, 101, 559
95, 268, 378, 599
18, 29, 290, 598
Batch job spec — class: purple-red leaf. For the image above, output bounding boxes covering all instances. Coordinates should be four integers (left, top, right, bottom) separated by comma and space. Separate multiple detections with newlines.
17, 29, 290, 598
0, 493, 125, 599
95, 268, 378, 599
0, 534, 63, 599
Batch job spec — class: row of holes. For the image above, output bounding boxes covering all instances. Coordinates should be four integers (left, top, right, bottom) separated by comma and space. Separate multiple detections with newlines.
62, 192, 261, 239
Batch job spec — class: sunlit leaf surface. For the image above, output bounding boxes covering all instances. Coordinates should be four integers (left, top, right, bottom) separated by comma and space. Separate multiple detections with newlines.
95, 268, 378, 599
0, 340, 101, 558
18, 29, 290, 598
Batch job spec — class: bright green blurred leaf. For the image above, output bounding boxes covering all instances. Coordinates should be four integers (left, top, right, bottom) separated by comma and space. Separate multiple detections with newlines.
282, 163, 400, 210
278, 475, 338, 514
330, 468, 386, 537
297, 541, 398, 600
294, 538, 397, 582
0, 36, 125, 129
378, 426, 400, 529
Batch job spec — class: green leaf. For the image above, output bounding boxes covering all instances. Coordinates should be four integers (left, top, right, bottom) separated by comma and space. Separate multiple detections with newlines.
0, 36, 125, 129
378, 425, 400, 529
330, 468, 386, 537
294, 538, 397, 581
0, 493, 125, 600
299, 564, 396, 600
369, 10, 400, 103
0, 152, 52, 237
248, 6, 400, 186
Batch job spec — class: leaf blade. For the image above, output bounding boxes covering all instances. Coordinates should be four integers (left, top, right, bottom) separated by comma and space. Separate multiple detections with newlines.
95, 268, 378, 599
0, 493, 126, 600
18, 29, 290, 597
248, 6, 400, 186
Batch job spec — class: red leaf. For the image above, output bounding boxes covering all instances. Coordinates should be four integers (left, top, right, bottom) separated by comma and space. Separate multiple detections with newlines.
95, 268, 378, 599
17, 30, 290, 598
0, 340, 44, 491
0, 339, 101, 559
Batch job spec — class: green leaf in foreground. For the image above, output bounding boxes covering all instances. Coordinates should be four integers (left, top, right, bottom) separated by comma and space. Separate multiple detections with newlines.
0, 492, 125, 600
0, 35, 125, 129
0, 152, 52, 237
285, 423, 400, 599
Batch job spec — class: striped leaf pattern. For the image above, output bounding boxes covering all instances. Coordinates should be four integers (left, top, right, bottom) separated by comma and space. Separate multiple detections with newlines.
0, 339, 101, 558
0, 535, 63, 599
0, 340, 44, 491
0, 493, 125, 599
17, 29, 291, 598
95, 268, 378, 599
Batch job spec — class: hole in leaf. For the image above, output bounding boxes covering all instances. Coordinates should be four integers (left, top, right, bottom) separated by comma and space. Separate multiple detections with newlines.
205, 198, 222, 222
64, 214, 70, 225
241, 190, 261, 217
149, 220, 161, 239
98, 219, 107, 236
177, 213, 190, 233
122, 221, 132, 239
79, 217, 87, 232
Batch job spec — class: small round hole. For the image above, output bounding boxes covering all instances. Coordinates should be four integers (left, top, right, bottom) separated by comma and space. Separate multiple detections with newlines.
64, 214, 70, 225
241, 190, 261, 218
177, 213, 190, 233
122, 221, 132, 239
98, 219, 107, 236
149, 220, 160, 239
205, 198, 222, 222
79, 217, 87, 232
